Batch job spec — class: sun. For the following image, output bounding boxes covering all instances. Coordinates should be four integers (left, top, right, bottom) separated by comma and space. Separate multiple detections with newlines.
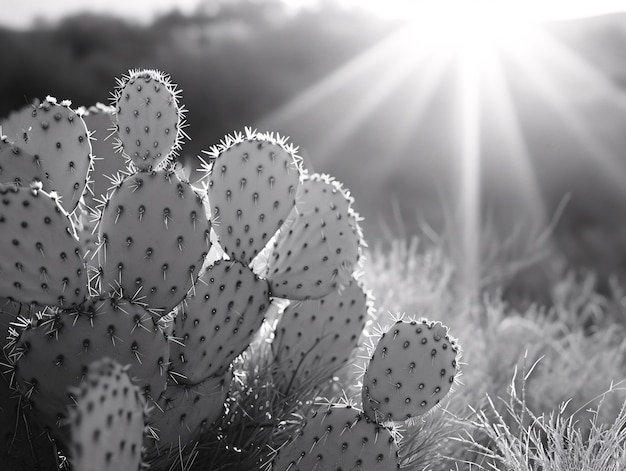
347, 0, 545, 55
266, 0, 626, 298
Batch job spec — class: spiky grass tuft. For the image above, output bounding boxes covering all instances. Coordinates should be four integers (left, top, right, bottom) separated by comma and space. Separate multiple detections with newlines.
452, 367, 626, 471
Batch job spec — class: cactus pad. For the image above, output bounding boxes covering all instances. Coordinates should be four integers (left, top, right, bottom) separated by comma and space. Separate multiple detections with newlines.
0, 183, 87, 307
361, 319, 460, 423
12, 297, 169, 441
113, 69, 186, 170
97, 170, 210, 315
272, 276, 371, 393
203, 129, 301, 264
170, 259, 270, 382
266, 173, 364, 300
68, 358, 146, 471
271, 403, 399, 471
1, 97, 92, 212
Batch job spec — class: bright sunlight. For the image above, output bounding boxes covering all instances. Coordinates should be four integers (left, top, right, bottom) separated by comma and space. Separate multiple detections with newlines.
262, 0, 626, 300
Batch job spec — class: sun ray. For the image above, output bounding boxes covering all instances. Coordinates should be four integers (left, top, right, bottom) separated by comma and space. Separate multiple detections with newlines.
539, 33, 626, 105
259, 24, 454, 162
507, 33, 626, 191
371, 52, 453, 183
311, 47, 437, 163
479, 48, 548, 231
258, 26, 411, 127
262, 1, 626, 278
456, 46, 482, 302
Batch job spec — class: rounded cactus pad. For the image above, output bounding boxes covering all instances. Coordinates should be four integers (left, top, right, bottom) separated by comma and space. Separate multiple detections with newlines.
271, 403, 399, 471
170, 259, 270, 382
68, 358, 146, 471
0, 97, 92, 213
361, 319, 460, 423
11, 297, 169, 442
113, 69, 186, 171
0, 183, 87, 307
145, 370, 231, 461
203, 128, 301, 264
97, 170, 211, 315
266, 173, 365, 300
81, 103, 129, 208
272, 276, 371, 394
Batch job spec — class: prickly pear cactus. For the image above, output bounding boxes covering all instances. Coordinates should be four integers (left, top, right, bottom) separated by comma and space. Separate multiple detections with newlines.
0, 66, 464, 471
271, 402, 399, 471
0, 183, 87, 307
361, 319, 460, 423
0, 96, 92, 213
113, 69, 186, 171
272, 275, 372, 394
68, 358, 146, 471
203, 129, 301, 264
265, 173, 365, 300
97, 169, 211, 314
11, 297, 169, 442
170, 259, 270, 382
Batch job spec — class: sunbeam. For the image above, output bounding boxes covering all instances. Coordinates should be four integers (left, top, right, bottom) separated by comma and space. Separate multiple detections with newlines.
259, 24, 453, 164
259, 0, 626, 293
479, 48, 548, 230
507, 31, 626, 192
457, 45, 482, 300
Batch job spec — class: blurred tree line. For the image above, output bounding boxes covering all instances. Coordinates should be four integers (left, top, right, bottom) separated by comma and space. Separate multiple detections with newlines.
0, 0, 394, 159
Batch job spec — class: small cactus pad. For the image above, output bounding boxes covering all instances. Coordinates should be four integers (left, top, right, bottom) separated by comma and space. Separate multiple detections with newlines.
170, 259, 270, 382
0, 183, 87, 307
203, 129, 301, 264
12, 297, 169, 441
113, 69, 185, 170
1, 97, 92, 212
97, 170, 210, 315
0, 137, 49, 188
81, 103, 128, 207
68, 358, 146, 471
362, 319, 460, 423
266, 173, 364, 300
271, 403, 399, 471
272, 276, 371, 393
145, 370, 232, 460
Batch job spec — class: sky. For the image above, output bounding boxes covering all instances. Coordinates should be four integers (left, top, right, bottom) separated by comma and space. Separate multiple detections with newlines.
3, 0, 626, 29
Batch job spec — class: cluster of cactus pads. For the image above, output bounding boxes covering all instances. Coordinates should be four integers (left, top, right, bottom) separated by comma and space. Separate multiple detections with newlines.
0, 69, 461, 470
